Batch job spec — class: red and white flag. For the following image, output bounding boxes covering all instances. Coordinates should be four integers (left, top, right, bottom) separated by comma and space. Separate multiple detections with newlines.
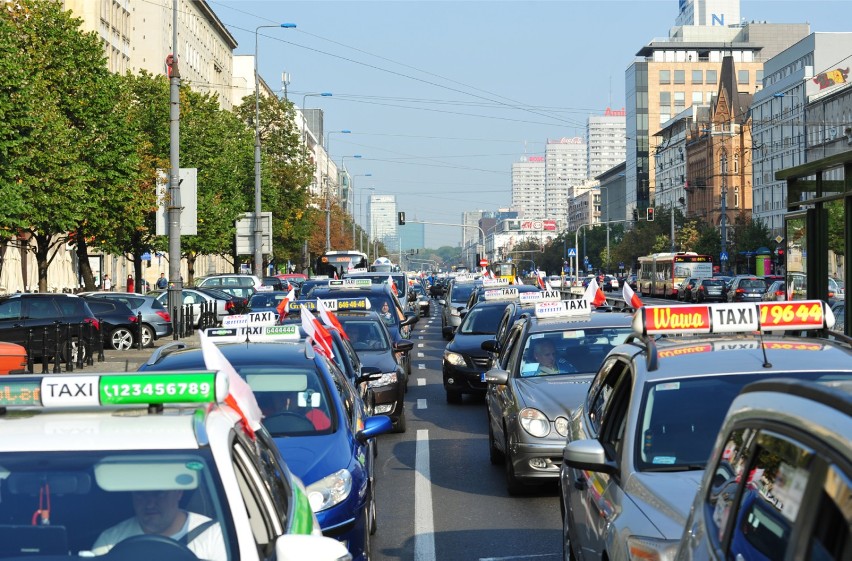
301, 311, 334, 358
387, 275, 397, 294
200, 330, 262, 438
622, 282, 643, 309
534, 270, 546, 290
275, 286, 296, 322
582, 277, 608, 307
318, 298, 349, 341
545, 278, 554, 291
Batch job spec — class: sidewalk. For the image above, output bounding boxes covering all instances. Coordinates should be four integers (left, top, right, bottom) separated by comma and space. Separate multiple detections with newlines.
76, 331, 202, 374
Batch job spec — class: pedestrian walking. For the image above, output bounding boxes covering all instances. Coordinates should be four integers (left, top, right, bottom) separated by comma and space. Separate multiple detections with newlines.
126, 274, 134, 294
156, 273, 168, 290
103, 275, 111, 291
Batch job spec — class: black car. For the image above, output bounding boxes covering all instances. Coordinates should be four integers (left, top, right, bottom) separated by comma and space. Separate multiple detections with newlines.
0, 294, 98, 362
335, 311, 411, 432
464, 282, 541, 311
195, 286, 249, 314
261, 277, 287, 291
726, 276, 767, 302
82, 297, 139, 350
692, 277, 726, 302
248, 290, 290, 313
443, 299, 513, 403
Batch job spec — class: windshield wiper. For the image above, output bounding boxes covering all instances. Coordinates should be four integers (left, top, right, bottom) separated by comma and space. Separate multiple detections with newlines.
642, 464, 705, 472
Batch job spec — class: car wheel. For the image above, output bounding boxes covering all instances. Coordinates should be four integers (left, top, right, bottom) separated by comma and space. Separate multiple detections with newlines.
392, 406, 406, 433
488, 417, 503, 465
361, 507, 372, 560
140, 324, 155, 348
61, 338, 88, 364
446, 390, 462, 404
368, 483, 378, 535
504, 436, 525, 495
109, 327, 135, 351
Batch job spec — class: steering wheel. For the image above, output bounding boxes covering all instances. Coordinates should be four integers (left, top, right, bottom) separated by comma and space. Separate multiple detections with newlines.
103, 534, 199, 561
262, 411, 317, 433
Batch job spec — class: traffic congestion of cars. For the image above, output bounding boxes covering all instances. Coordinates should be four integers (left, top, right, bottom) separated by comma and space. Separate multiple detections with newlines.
0, 265, 849, 560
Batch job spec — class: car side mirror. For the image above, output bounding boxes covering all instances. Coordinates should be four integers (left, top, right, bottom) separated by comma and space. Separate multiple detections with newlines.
356, 415, 392, 443
481, 339, 499, 353
562, 439, 618, 475
275, 534, 352, 561
442, 326, 456, 339
401, 314, 418, 327
482, 369, 508, 385
438, 299, 446, 306
393, 339, 414, 353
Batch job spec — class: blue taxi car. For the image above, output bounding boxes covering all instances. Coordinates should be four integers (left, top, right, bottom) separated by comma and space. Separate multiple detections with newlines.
139, 326, 390, 561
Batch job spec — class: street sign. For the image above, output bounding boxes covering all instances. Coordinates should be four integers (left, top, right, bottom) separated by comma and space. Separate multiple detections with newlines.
566, 248, 577, 257
774, 235, 784, 244
619, 263, 625, 270
479, 258, 488, 267
720, 251, 729, 261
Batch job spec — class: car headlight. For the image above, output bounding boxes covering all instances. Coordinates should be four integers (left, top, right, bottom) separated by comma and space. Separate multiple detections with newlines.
554, 416, 569, 437
306, 469, 352, 512
626, 536, 678, 561
368, 372, 398, 388
519, 408, 550, 437
443, 351, 466, 367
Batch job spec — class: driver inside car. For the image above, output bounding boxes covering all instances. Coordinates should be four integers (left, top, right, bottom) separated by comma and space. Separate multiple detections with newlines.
257, 390, 331, 431
91, 489, 225, 560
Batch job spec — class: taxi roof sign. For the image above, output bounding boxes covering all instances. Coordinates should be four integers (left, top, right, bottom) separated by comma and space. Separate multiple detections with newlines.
534, 299, 591, 319
482, 278, 510, 287
221, 311, 277, 328
633, 300, 835, 336
0, 371, 227, 409
483, 287, 519, 301
519, 290, 560, 304
248, 324, 302, 342
291, 298, 370, 312
328, 279, 372, 288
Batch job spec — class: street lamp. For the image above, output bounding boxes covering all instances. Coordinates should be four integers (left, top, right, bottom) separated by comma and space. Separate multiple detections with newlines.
324, 129, 351, 251
360, 186, 375, 254
301, 92, 332, 159
254, 22, 296, 277
348, 170, 371, 248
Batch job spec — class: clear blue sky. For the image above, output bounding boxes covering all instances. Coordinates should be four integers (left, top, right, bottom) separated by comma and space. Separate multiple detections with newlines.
212, 0, 848, 248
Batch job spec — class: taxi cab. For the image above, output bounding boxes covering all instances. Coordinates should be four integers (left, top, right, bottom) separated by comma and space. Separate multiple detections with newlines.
484, 298, 634, 494
558, 300, 852, 561
0, 369, 351, 560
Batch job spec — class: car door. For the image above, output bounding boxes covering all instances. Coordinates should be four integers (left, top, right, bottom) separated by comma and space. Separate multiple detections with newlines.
487, 324, 524, 451
567, 358, 632, 560
23, 297, 63, 344
0, 299, 25, 346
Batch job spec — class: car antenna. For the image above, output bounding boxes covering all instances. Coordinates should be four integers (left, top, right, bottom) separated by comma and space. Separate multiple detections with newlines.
757, 326, 772, 368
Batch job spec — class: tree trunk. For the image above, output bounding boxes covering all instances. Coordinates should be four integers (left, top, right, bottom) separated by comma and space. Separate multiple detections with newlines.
75, 229, 97, 291
33, 232, 55, 293
186, 252, 196, 286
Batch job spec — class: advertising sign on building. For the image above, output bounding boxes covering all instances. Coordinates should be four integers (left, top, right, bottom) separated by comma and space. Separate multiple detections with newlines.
543, 219, 557, 231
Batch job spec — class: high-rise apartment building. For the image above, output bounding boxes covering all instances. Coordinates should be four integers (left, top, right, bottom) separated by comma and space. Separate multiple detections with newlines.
511, 157, 546, 219
545, 139, 587, 224
63, 0, 131, 74
369, 194, 398, 252
624, 0, 809, 222
587, 109, 627, 180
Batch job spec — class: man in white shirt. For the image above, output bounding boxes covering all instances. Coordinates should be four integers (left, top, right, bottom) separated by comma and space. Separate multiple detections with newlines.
92, 490, 225, 560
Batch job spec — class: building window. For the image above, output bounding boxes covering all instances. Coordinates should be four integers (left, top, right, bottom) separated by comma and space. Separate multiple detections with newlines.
659, 70, 670, 84
674, 91, 685, 108
756, 69, 764, 84
660, 91, 671, 106
674, 70, 685, 84
706, 70, 718, 84
660, 113, 671, 125
692, 91, 703, 104
692, 70, 703, 84
738, 70, 749, 84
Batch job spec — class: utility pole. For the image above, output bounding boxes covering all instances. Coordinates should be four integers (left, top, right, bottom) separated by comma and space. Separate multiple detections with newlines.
720, 151, 728, 274
670, 200, 675, 253
167, 0, 182, 331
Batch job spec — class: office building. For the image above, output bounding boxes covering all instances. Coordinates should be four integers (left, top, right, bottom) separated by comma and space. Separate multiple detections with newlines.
546, 139, 587, 224
368, 194, 398, 252
511, 157, 546, 218
587, 109, 627, 180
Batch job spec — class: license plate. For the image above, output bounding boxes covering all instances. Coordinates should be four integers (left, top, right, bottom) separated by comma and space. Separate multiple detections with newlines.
480, 373, 487, 382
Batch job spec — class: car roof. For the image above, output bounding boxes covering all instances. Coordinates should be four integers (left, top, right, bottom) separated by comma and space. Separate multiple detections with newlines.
142, 341, 313, 370
524, 310, 635, 334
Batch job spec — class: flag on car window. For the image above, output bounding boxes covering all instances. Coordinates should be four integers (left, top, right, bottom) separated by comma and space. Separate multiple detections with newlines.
276, 286, 296, 322
318, 298, 349, 340
583, 277, 607, 307
622, 282, 643, 309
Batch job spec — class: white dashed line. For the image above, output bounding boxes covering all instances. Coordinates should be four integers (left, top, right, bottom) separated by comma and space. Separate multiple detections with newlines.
418, 378, 426, 386
417, 352, 425, 358
479, 556, 557, 561
415, 430, 435, 561
418, 336, 424, 340
417, 398, 427, 409
418, 364, 426, 370
418, 343, 425, 348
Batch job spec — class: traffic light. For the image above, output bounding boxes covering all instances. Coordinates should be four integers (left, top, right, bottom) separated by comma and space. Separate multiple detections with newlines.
398, 211, 406, 225
632, 208, 639, 221
646, 207, 655, 221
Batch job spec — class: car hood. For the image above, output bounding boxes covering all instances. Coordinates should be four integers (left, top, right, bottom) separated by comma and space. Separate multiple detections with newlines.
624, 470, 704, 539
512, 375, 593, 416
273, 431, 353, 486
355, 350, 398, 373
446, 334, 492, 357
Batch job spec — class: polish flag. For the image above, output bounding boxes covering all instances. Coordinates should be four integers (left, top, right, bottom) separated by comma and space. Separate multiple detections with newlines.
535, 270, 546, 290
318, 298, 348, 340
387, 275, 397, 294
622, 282, 644, 309
275, 286, 296, 322
545, 278, 554, 291
301, 311, 334, 358
582, 277, 608, 307
200, 330, 262, 438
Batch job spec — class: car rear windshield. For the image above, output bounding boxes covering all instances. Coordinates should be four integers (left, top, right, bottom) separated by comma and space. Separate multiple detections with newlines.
459, 304, 506, 335
702, 279, 724, 287
449, 284, 476, 304
636, 371, 852, 471
740, 279, 766, 289
336, 318, 391, 352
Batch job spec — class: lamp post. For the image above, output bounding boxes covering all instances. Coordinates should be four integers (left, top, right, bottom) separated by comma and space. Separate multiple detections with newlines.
300, 92, 332, 160
254, 22, 296, 277
360, 187, 375, 254
324, 130, 351, 251
599, 185, 610, 272
350, 171, 371, 249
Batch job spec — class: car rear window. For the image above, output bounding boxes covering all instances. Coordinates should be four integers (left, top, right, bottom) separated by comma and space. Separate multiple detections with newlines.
450, 284, 476, 304
741, 279, 766, 289
56, 298, 88, 317
702, 279, 723, 287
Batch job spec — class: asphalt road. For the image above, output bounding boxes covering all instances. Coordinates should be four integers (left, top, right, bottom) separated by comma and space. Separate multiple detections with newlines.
371, 304, 562, 561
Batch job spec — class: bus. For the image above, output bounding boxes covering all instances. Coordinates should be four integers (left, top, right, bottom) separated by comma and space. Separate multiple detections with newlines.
315, 250, 369, 278
637, 252, 713, 298
489, 261, 518, 284
369, 256, 400, 273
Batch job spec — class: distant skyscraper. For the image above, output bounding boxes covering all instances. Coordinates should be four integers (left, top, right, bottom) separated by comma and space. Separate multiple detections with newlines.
675, 0, 740, 27
587, 109, 627, 179
511, 157, 546, 218
546, 139, 587, 224
368, 194, 397, 252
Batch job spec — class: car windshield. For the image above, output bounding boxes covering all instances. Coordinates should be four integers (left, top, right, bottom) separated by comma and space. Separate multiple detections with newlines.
449, 284, 476, 305
636, 371, 852, 471
336, 318, 391, 352
248, 292, 287, 310
239, 366, 335, 437
0, 449, 235, 558
459, 304, 506, 335
519, 327, 631, 377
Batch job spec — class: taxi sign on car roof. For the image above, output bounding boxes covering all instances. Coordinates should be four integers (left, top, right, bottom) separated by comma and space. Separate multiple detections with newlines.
519, 290, 560, 304
482, 278, 510, 287
534, 299, 591, 319
222, 311, 277, 328
328, 279, 372, 288
632, 300, 835, 336
247, 324, 302, 342
0, 371, 228, 409
454, 274, 476, 283
483, 287, 519, 301
291, 298, 371, 312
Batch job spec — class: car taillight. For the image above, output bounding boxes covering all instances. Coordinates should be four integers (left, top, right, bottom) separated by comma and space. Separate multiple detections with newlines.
156, 310, 171, 322
84, 318, 100, 330
698, 286, 705, 292
775, 290, 785, 296
735, 288, 745, 293
225, 301, 234, 312
129, 315, 138, 323
829, 291, 835, 298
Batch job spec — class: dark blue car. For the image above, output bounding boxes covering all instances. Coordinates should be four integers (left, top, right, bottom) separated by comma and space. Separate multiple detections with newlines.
139, 340, 391, 561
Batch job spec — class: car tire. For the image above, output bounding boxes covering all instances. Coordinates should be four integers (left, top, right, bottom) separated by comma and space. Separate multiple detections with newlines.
368, 483, 378, 536
504, 436, 525, 495
488, 418, 503, 465
140, 324, 155, 348
446, 390, 462, 404
361, 507, 372, 560
392, 406, 406, 433
60, 337, 88, 364
109, 327, 135, 351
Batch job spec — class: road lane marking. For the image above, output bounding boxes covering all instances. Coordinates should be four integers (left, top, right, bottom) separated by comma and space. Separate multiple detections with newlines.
417, 352, 425, 358
417, 398, 427, 409
418, 364, 426, 370
418, 378, 425, 386
418, 343, 425, 348
479, 555, 558, 561
415, 430, 435, 561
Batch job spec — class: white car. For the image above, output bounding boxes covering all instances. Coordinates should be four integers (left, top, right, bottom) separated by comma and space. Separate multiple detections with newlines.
0, 370, 351, 561
547, 275, 563, 288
